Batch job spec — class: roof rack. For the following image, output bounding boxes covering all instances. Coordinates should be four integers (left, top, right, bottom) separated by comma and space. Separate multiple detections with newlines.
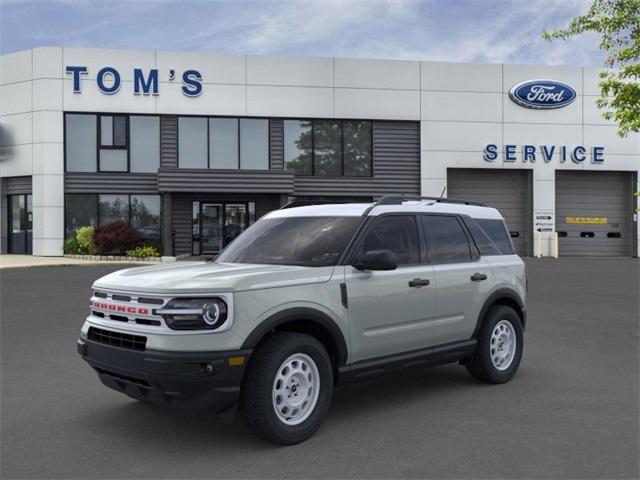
280, 199, 370, 209
375, 194, 486, 207
361, 194, 486, 216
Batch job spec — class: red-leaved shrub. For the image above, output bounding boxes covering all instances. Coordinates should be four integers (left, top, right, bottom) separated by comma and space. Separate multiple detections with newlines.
94, 220, 143, 255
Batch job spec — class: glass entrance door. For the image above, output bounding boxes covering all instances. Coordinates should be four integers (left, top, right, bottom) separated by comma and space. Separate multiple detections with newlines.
201, 203, 223, 255
191, 201, 255, 256
223, 204, 248, 247
8, 194, 32, 254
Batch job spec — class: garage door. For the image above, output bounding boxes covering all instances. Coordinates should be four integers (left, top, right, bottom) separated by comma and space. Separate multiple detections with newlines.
556, 171, 633, 257
447, 169, 531, 256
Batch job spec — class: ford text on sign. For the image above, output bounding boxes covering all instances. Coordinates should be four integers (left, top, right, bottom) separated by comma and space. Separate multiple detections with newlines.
509, 79, 577, 109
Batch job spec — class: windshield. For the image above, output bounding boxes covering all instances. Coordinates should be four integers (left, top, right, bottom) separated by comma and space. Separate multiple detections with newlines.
215, 216, 362, 267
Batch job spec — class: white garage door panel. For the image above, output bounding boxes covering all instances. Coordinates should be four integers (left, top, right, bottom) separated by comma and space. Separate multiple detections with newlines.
447, 169, 531, 256
556, 171, 633, 257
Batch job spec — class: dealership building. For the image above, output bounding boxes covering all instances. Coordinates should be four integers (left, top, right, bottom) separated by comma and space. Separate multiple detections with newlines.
1, 47, 638, 258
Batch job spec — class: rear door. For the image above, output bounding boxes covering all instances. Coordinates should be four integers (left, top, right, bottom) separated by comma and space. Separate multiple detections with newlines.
421, 215, 492, 345
345, 214, 436, 363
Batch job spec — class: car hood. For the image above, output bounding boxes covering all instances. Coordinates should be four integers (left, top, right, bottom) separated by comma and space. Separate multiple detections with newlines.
92, 261, 336, 294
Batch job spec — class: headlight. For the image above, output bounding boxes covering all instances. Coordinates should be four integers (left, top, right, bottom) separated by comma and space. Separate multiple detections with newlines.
156, 298, 228, 330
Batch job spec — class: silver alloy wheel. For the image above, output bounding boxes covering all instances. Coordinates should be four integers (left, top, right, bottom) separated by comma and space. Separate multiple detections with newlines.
272, 353, 320, 426
490, 320, 517, 371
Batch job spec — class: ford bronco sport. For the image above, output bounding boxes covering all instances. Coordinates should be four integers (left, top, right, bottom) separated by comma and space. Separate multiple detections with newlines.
77, 195, 526, 445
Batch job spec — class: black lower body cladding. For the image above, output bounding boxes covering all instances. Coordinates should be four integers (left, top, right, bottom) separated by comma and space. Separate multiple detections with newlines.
77, 337, 252, 415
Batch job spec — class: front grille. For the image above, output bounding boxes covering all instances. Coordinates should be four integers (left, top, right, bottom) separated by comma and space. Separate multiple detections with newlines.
112, 294, 132, 302
137, 297, 164, 305
88, 327, 147, 351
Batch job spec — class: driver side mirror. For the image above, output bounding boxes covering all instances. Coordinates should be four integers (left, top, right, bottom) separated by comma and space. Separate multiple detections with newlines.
353, 249, 398, 271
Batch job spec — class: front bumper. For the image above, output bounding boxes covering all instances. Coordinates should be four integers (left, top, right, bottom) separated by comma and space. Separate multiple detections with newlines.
77, 338, 252, 415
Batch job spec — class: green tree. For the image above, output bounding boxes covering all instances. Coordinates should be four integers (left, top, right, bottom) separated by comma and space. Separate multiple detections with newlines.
543, 0, 640, 136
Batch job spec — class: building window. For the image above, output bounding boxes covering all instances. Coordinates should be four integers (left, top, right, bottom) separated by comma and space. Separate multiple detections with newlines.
209, 118, 238, 169
178, 117, 208, 168
284, 119, 372, 177
130, 116, 160, 173
65, 193, 97, 236
131, 195, 161, 243
65, 193, 162, 246
65, 114, 97, 172
314, 120, 342, 176
100, 115, 127, 147
283, 120, 312, 175
98, 194, 129, 225
65, 113, 159, 173
99, 115, 128, 172
343, 121, 372, 176
240, 119, 269, 170
178, 116, 269, 170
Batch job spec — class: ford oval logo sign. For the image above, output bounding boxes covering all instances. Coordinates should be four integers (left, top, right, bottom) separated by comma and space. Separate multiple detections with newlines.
509, 79, 577, 109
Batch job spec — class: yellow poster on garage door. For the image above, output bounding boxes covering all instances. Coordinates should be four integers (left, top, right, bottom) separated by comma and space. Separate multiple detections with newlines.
565, 217, 608, 224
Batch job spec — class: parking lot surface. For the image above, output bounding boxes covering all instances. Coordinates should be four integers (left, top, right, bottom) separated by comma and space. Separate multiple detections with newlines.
1, 258, 638, 479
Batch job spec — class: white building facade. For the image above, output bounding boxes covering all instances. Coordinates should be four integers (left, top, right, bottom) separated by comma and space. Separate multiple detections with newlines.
1, 47, 638, 257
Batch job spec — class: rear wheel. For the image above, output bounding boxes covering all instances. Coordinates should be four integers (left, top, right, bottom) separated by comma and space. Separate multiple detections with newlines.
466, 305, 523, 384
241, 331, 333, 445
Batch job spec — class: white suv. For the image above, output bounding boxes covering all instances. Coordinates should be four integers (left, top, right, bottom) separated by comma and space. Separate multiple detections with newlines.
78, 195, 526, 444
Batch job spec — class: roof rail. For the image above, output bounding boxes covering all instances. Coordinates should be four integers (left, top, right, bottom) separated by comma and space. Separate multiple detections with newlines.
280, 199, 371, 209
376, 194, 486, 206
361, 194, 486, 216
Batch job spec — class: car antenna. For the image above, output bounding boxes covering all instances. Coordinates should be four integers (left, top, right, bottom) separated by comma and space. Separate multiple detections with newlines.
439, 186, 446, 200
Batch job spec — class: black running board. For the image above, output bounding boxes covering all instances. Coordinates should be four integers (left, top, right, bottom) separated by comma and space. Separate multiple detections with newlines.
337, 339, 477, 385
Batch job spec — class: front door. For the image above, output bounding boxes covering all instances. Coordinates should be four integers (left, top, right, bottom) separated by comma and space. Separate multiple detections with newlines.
345, 214, 436, 363
201, 203, 223, 255
8, 194, 32, 254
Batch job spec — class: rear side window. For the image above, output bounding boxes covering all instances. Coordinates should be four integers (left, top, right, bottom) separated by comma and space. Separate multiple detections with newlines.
463, 218, 502, 256
360, 215, 420, 265
476, 219, 514, 255
422, 215, 472, 264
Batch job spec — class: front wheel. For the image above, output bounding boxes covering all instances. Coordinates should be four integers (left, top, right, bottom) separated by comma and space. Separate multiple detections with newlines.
466, 305, 523, 384
240, 332, 333, 445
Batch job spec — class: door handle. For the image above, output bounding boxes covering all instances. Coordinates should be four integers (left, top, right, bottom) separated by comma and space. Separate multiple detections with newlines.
409, 278, 430, 288
470, 273, 488, 282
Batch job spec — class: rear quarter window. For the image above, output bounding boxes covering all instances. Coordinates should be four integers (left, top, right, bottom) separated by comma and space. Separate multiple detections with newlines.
474, 218, 515, 255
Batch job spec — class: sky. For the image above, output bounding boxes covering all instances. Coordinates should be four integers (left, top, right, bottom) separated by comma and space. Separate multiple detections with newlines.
0, 0, 605, 66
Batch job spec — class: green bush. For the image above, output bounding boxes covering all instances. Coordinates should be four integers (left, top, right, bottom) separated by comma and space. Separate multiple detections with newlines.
76, 226, 97, 254
64, 236, 79, 254
143, 240, 163, 256
126, 245, 161, 258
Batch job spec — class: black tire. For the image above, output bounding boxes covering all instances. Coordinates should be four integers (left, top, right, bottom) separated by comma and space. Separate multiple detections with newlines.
240, 331, 333, 445
466, 305, 523, 384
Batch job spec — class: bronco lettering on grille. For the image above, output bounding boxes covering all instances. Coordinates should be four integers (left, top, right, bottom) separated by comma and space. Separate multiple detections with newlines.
90, 300, 150, 316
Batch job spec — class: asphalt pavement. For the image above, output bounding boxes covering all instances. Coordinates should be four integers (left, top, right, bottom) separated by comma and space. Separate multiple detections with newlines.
1, 258, 638, 479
